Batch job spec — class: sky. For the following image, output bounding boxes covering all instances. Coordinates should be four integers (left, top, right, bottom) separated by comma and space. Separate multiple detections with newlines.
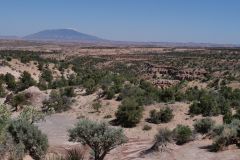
0, 0, 240, 44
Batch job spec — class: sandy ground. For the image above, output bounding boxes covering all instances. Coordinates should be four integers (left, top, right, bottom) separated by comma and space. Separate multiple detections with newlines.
35, 91, 240, 160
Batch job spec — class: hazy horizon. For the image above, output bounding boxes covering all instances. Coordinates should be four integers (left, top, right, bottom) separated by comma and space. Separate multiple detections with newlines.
1, 0, 240, 44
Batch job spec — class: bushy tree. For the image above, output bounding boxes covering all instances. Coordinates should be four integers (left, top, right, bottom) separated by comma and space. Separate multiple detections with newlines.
115, 98, 143, 127
173, 125, 192, 145
194, 118, 215, 134
148, 107, 174, 124
7, 120, 48, 160
69, 119, 127, 160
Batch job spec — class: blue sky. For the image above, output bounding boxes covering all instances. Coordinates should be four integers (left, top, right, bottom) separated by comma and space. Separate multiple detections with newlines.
1, 0, 240, 44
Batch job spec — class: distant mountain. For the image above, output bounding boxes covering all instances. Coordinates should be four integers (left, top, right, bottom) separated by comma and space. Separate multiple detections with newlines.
23, 29, 104, 42
0, 36, 20, 40
0, 29, 239, 47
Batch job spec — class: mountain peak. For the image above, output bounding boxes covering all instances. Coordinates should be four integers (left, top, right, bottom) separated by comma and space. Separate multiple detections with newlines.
23, 29, 103, 42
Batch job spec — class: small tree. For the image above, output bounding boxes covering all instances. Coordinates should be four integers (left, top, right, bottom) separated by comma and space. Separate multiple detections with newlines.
115, 98, 143, 127
69, 119, 127, 160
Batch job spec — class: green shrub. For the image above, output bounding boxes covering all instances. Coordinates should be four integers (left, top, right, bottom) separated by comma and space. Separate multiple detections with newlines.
233, 109, 240, 120
0, 83, 6, 98
83, 78, 96, 95
62, 87, 75, 97
189, 101, 202, 115
115, 98, 143, 127
159, 88, 176, 102
103, 115, 112, 119
189, 94, 220, 116
43, 90, 71, 112
18, 106, 46, 124
218, 99, 231, 115
211, 119, 240, 151
6, 57, 12, 61
50, 76, 68, 89
148, 107, 174, 124
185, 87, 206, 101
38, 78, 48, 90
0, 105, 11, 144
65, 147, 85, 160
106, 88, 115, 100
8, 120, 48, 160
92, 101, 102, 113
151, 128, 172, 151
142, 125, 152, 131
17, 71, 36, 91
69, 119, 127, 160
10, 93, 29, 111
211, 125, 225, 137
41, 69, 53, 83
4, 73, 16, 90
173, 125, 192, 145
194, 118, 215, 134
37, 62, 44, 71
223, 111, 233, 124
